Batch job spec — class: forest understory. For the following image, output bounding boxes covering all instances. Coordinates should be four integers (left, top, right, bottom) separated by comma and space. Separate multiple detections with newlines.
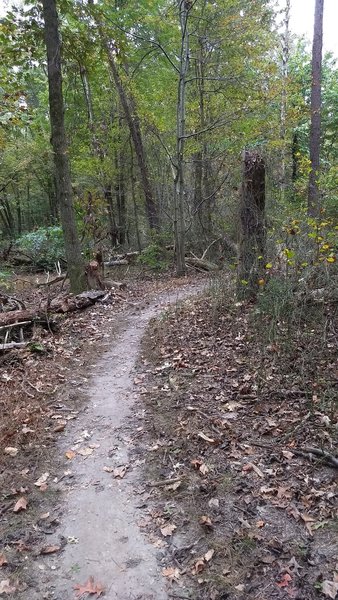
0, 270, 337, 600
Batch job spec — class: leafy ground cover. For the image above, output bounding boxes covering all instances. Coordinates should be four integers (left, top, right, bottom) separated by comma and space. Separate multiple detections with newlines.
0, 271, 200, 596
135, 276, 338, 600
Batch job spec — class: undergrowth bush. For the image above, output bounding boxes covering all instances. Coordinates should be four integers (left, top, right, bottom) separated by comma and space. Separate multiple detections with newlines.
16, 226, 65, 270
138, 234, 171, 271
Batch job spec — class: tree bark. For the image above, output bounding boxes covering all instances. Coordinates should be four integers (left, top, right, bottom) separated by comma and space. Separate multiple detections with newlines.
308, 0, 324, 217
237, 151, 266, 301
102, 40, 158, 232
280, 0, 290, 201
41, 0, 86, 294
174, 0, 190, 276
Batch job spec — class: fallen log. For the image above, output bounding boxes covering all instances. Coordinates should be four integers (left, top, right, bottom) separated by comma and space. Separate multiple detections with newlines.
185, 257, 219, 271
37, 274, 67, 287
104, 259, 129, 266
50, 290, 106, 313
0, 341, 28, 351
0, 290, 107, 328
0, 309, 42, 327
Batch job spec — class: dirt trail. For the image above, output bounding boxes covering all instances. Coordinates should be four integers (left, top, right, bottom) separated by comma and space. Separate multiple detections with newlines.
30, 282, 203, 600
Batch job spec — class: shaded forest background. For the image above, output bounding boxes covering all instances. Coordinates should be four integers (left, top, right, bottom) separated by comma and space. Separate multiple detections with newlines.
0, 0, 337, 292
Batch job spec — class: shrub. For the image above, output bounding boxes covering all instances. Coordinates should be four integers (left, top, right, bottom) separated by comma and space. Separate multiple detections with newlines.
138, 234, 171, 271
17, 226, 65, 270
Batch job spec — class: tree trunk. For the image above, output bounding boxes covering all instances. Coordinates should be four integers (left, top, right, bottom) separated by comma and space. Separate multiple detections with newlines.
280, 0, 290, 201
308, 0, 324, 217
41, 0, 85, 294
174, 0, 190, 276
115, 151, 126, 246
130, 142, 142, 253
237, 151, 266, 301
102, 39, 158, 232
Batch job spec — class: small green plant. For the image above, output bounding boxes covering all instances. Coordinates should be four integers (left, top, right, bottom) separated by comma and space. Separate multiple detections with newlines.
16, 226, 65, 269
138, 234, 171, 271
0, 269, 12, 289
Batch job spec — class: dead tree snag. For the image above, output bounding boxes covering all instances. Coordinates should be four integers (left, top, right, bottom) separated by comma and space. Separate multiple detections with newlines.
237, 150, 266, 300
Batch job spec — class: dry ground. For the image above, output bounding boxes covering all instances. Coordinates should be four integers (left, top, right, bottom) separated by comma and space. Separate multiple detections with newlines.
133, 276, 338, 600
0, 271, 337, 600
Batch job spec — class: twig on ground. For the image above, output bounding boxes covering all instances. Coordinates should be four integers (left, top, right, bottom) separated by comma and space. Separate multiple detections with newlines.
0, 291, 26, 309
37, 274, 67, 287
0, 321, 31, 332
293, 447, 338, 469
148, 477, 182, 488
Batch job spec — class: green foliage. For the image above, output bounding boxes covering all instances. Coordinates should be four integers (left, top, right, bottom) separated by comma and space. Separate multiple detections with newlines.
16, 226, 65, 269
138, 234, 171, 271
0, 269, 12, 289
255, 215, 338, 342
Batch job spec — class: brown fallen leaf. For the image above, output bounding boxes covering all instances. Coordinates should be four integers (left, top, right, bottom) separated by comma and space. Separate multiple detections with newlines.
74, 575, 105, 598
199, 463, 209, 475
162, 566, 180, 581
53, 422, 66, 433
40, 545, 61, 555
160, 523, 177, 537
77, 447, 94, 457
4, 447, 18, 457
34, 472, 49, 487
192, 558, 205, 575
256, 520, 265, 528
322, 578, 338, 599
277, 573, 292, 588
0, 554, 8, 567
0, 579, 16, 594
65, 450, 76, 460
300, 513, 316, 523
204, 549, 214, 562
113, 465, 128, 479
200, 515, 213, 529
13, 497, 27, 513
167, 480, 181, 491
282, 450, 294, 460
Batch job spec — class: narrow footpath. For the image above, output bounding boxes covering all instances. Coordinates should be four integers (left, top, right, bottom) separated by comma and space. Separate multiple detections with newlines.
27, 283, 202, 600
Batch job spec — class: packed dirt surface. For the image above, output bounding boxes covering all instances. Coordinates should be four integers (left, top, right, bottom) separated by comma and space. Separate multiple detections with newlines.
0, 277, 204, 600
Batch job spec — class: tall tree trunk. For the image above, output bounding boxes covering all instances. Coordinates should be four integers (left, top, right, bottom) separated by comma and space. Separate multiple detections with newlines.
42, 0, 85, 293
237, 151, 266, 301
130, 144, 142, 253
280, 0, 290, 201
101, 38, 158, 232
308, 0, 324, 217
115, 150, 126, 246
174, 0, 190, 276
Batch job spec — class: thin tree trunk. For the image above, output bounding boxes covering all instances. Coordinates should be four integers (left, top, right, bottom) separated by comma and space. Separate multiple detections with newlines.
280, 0, 290, 201
237, 151, 266, 301
115, 150, 126, 246
41, 0, 85, 293
174, 0, 190, 275
101, 39, 158, 231
308, 0, 324, 217
130, 141, 142, 253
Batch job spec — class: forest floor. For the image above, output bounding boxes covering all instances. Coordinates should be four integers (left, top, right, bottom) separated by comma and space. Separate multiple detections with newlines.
0, 272, 337, 600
